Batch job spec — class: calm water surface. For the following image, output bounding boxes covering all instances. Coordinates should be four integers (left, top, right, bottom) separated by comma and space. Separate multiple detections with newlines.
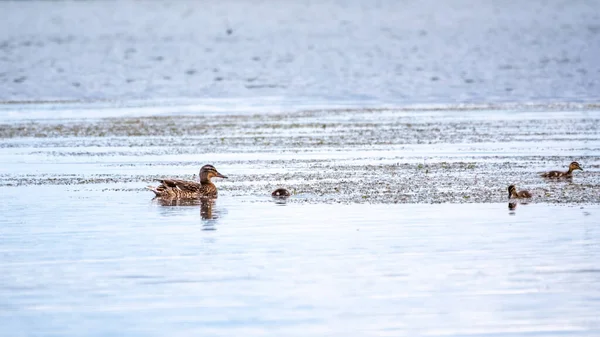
2, 0, 599, 103
2, 0, 599, 334
1, 186, 599, 336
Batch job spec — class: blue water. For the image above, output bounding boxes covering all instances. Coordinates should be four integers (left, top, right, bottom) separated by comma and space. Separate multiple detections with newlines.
1, 185, 599, 336
1, 1, 600, 335
1, 0, 599, 104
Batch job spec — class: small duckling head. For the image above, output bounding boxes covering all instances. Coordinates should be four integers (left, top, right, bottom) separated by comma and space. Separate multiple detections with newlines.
199, 164, 227, 183
569, 161, 583, 172
272, 188, 291, 198
508, 185, 517, 199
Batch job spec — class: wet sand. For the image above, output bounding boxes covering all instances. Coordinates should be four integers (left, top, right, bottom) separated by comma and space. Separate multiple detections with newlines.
1, 105, 599, 204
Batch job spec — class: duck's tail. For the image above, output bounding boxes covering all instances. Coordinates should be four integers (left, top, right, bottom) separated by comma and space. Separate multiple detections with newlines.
146, 186, 161, 196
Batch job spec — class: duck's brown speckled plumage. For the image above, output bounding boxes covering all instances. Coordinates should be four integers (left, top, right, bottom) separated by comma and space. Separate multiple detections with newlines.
540, 161, 583, 179
147, 164, 227, 198
508, 185, 532, 199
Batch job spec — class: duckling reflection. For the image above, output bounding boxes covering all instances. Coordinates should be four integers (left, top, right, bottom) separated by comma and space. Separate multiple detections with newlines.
508, 199, 531, 215
271, 188, 291, 205
508, 202, 517, 215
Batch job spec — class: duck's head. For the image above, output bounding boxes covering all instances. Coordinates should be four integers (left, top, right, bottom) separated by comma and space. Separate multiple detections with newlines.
507, 185, 517, 198
569, 162, 583, 172
200, 164, 227, 182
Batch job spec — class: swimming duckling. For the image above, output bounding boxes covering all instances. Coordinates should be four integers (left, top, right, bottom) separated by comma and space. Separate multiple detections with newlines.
508, 185, 532, 199
540, 161, 583, 178
272, 188, 291, 198
147, 164, 227, 198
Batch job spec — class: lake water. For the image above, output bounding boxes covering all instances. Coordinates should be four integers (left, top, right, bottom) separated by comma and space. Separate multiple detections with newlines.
2, 0, 600, 335
1, 185, 600, 336
1, 0, 599, 104
1, 104, 600, 336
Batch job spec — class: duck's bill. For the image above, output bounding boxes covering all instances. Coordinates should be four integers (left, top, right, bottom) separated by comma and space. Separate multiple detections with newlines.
579, 167, 584, 171
216, 173, 228, 178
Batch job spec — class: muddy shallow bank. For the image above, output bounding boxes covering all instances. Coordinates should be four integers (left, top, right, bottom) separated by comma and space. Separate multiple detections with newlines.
1, 106, 599, 204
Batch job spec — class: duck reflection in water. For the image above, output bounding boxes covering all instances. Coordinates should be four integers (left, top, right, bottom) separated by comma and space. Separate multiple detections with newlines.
153, 197, 222, 229
508, 201, 531, 215
155, 197, 201, 207
508, 202, 517, 214
199, 197, 217, 220
199, 197, 220, 230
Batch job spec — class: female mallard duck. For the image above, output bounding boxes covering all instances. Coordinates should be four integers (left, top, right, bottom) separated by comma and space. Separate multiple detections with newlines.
147, 164, 227, 198
508, 185, 532, 199
540, 161, 583, 178
272, 188, 291, 197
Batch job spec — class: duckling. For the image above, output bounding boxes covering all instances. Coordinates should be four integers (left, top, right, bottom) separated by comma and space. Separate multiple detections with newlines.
272, 188, 291, 197
508, 185, 532, 199
540, 161, 583, 178
147, 164, 227, 198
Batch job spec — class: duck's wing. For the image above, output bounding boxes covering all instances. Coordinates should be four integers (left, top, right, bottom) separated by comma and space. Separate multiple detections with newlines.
518, 190, 532, 198
540, 170, 564, 178
150, 179, 201, 195
156, 179, 201, 193
147, 179, 203, 197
